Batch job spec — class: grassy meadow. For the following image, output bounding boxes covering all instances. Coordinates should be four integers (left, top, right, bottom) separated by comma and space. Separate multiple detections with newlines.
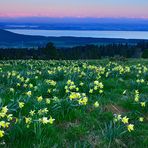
0, 59, 148, 147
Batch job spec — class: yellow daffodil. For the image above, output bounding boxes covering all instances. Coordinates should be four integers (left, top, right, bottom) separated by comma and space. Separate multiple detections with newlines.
10, 88, 14, 92
89, 89, 93, 93
40, 116, 55, 124
26, 91, 32, 97
99, 90, 103, 94
29, 83, 33, 88
49, 116, 55, 124
80, 82, 84, 86
46, 98, 51, 104
7, 114, 13, 121
19, 102, 25, 108
122, 116, 129, 124
114, 114, 122, 122
134, 90, 139, 102
29, 110, 35, 116
139, 117, 144, 122
0, 130, 4, 138
94, 101, 99, 108
140, 102, 146, 107
37, 96, 43, 102
127, 124, 134, 132
0, 121, 10, 128
69, 92, 81, 100
41, 117, 49, 124
47, 89, 51, 93
25, 117, 32, 124
2, 106, 8, 114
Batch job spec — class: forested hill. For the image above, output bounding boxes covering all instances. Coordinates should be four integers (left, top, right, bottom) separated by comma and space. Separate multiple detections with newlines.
0, 29, 47, 42
0, 29, 148, 48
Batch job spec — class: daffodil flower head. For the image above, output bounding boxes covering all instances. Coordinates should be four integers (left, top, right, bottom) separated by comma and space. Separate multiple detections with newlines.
140, 102, 146, 107
127, 124, 134, 132
19, 102, 25, 108
46, 98, 51, 104
94, 101, 99, 108
26, 91, 32, 97
0, 130, 4, 138
29, 110, 35, 116
122, 116, 129, 124
49, 116, 55, 124
139, 117, 144, 122
37, 96, 43, 102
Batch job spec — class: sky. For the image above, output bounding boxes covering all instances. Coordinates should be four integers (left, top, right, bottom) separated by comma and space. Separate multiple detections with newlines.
0, 0, 148, 18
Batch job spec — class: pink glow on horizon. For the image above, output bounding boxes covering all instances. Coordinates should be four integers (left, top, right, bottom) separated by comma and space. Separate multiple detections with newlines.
0, 1, 148, 19
1, 12, 148, 19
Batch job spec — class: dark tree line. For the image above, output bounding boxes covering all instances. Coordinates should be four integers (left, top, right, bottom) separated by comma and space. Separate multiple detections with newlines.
0, 41, 148, 60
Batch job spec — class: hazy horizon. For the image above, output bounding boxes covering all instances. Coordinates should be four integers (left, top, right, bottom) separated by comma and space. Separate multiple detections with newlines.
0, 0, 148, 18
0, 17, 148, 23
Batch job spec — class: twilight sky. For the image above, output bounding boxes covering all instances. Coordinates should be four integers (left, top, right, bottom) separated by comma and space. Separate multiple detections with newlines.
0, 0, 148, 18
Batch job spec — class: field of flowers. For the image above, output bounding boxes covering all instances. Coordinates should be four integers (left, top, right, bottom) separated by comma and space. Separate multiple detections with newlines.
0, 59, 148, 147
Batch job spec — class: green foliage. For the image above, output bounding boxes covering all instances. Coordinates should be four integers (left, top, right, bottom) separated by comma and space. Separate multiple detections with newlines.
43, 42, 57, 59
0, 59, 147, 147
142, 49, 148, 58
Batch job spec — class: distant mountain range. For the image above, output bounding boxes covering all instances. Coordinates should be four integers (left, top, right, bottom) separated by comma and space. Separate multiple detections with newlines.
0, 29, 147, 48
0, 17, 148, 31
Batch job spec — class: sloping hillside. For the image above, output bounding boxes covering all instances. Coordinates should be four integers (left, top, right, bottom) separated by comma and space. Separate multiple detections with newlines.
0, 29, 47, 42
0, 29, 147, 48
